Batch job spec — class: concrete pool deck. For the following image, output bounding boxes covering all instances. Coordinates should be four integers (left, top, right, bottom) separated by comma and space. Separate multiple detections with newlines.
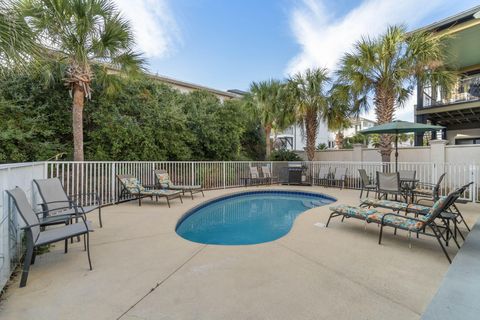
1, 186, 478, 320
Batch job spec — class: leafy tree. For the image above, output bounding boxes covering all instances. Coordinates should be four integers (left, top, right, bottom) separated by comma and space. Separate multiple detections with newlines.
269, 149, 302, 161
0, 0, 39, 72
287, 68, 330, 160
323, 84, 352, 149
337, 25, 455, 162
248, 79, 292, 159
19, 0, 144, 160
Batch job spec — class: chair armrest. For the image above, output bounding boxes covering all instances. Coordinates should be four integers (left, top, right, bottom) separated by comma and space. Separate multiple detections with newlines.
38, 199, 76, 206
35, 205, 81, 216
380, 212, 425, 224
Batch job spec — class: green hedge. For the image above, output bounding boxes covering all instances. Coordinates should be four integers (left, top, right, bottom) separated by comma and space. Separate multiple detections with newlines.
0, 71, 265, 162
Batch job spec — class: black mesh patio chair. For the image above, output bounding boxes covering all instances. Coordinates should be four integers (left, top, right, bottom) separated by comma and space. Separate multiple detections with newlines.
399, 170, 417, 201
313, 167, 330, 187
34, 178, 103, 228
117, 174, 182, 207
249, 166, 268, 185
154, 169, 204, 200
376, 172, 406, 201
260, 166, 279, 185
6, 187, 92, 287
413, 172, 446, 204
358, 169, 376, 198
329, 167, 347, 189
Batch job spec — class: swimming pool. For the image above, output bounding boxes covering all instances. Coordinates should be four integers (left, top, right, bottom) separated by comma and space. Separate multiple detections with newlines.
176, 190, 336, 245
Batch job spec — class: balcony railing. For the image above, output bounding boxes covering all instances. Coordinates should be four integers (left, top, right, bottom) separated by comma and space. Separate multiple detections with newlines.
422, 74, 480, 108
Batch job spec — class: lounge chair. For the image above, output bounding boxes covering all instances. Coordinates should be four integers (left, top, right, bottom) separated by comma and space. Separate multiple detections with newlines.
34, 178, 103, 227
260, 166, 279, 185
329, 167, 347, 189
6, 187, 92, 287
117, 174, 182, 208
313, 167, 330, 186
328, 186, 467, 263
358, 169, 376, 198
154, 169, 204, 200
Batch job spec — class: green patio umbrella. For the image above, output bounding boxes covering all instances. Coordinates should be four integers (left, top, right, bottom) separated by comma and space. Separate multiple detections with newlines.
359, 120, 445, 172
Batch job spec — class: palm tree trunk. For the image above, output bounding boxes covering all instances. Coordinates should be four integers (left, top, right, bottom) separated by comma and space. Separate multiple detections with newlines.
305, 111, 318, 161
265, 125, 272, 159
72, 84, 85, 161
374, 88, 395, 164
335, 132, 344, 149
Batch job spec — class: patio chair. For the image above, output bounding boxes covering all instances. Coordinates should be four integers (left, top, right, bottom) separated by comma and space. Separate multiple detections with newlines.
413, 172, 446, 203
249, 166, 268, 185
117, 174, 182, 208
154, 169, 204, 200
34, 178, 103, 228
313, 167, 330, 187
399, 170, 417, 201
6, 187, 92, 287
260, 166, 279, 185
329, 167, 347, 189
376, 171, 405, 201
358, 169, 376, 198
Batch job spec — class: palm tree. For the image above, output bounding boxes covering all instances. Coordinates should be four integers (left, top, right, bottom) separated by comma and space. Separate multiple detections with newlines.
19, 0, 144, 160
337, 25, 455, 162
0, 0, 39, 71
324, 84, 352, 149
287, 68, 329, 160
249, 79, 291, 159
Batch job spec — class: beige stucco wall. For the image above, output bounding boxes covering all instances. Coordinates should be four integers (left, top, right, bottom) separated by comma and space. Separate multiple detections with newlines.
446, 128, 480, 144
299, 143, 480, 164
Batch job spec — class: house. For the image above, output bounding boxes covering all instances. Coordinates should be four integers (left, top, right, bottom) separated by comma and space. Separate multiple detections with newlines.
327, 117, 376, 148
414, 5, 480, 146
147, 73, 241, 102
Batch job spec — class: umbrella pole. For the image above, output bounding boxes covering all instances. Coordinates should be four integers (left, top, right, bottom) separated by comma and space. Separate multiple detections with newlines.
395, 134, 399, 172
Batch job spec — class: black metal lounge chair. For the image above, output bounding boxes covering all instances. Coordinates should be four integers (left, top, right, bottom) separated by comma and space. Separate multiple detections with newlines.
260, 166, 279, 185
329, 167, 347, 189
6, 187, 92, 287
34, 178, 103, 228
358, 169, 376, 198
117, 174, 182, 207
327, 186, 468, 263
154, 169, 204, 200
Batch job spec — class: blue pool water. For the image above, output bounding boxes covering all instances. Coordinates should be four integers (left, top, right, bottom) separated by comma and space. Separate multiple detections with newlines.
176, 190, 336, 245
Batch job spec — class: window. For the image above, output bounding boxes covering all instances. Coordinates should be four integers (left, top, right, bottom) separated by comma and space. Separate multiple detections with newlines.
455, 138, 480, 145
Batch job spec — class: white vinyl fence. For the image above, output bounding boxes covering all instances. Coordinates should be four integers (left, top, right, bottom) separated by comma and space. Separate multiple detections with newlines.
1, 160, 479, 290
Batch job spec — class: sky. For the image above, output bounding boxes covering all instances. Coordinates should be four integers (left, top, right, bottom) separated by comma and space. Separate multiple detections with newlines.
113, 0, 479, 121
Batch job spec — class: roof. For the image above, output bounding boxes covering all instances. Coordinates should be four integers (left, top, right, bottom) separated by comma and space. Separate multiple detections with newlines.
412, 5, 480, 33
147, 72, 238, 99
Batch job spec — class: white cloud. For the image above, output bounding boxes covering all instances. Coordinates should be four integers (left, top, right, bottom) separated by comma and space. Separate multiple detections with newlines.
287, 0, 445, 74
287, 0, 448, 121
114, 0, 181, 58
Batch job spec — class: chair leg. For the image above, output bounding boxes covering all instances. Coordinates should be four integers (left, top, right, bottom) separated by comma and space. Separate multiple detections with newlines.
65, 239, 68, 253
98, 206, 103, 228
31, 248, 37, 265
166, 197, 171, 208
86, 232, 93, 270
138, 196, 142, 207
20, 245, 34, 287
190, 190, 194, 200
378, 224, 384, 245
326, 212, 335, 227
179, 195, 183, 204
360, 188, 363, 199
429, 225, 452, 263
84, 234, 87, 251
201, 190, 205, 197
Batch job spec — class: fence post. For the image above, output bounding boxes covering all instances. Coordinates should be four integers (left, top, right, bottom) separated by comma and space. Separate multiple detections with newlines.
470, 164, 477, 203
111, 163, 116, 204
191, 162, 195, 186
223, 162, 226, 189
